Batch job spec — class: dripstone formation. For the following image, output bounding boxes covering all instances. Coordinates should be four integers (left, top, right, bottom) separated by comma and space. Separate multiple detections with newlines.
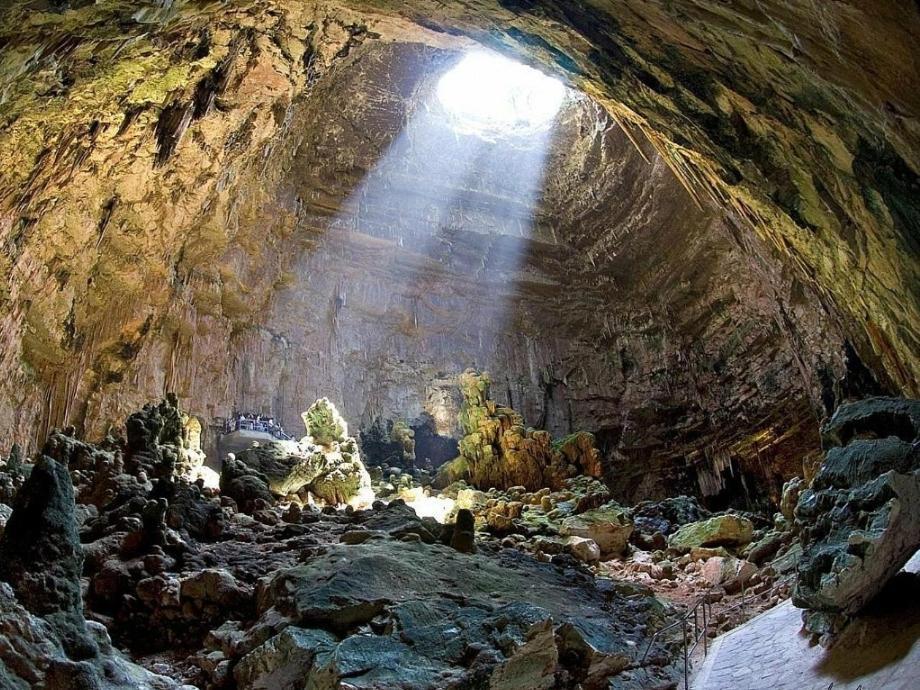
442, 370, 604, 491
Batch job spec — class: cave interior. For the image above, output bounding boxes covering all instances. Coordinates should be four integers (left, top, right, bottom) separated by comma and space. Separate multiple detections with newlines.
0, 1, 918, 689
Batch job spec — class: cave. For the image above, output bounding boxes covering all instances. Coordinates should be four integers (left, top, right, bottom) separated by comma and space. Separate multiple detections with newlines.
0, 2, 918, 689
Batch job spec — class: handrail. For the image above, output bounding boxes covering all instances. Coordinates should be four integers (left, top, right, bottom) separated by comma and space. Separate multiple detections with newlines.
225, 419, 293, 440
642, 593, 713, 690
641, 572, 796, 690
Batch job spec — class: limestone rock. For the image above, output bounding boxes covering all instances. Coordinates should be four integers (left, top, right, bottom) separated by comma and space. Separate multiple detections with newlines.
234, 626, 338, 689
560, 502, 633, 558
793, 397, 920, 640
0, 582, 188, 689
632, 495, 711, 535
455, 370, 603, 491
565, 536, 601, 563
219, 455, 274, 513
780, 476, 805, 523
668, 514, 754, 549
433, 456, 470, 488
250, 539, 675, 688
301, 397, 347, 448
229, 400, 372, 507
0, 455, 93, 657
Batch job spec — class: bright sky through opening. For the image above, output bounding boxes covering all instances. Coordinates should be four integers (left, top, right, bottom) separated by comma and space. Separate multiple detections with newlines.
436, 51, 566, 134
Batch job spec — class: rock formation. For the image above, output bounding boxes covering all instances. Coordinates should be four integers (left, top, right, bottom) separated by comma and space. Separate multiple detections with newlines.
237, 539, 675, 689
0, 0, 917, 682
0, 398, 697, 687
793, 397, 920, 643
0, 455, 93, 657
228, 398, 373, 508
0, 447, 190, 688
450, 370, 604, 491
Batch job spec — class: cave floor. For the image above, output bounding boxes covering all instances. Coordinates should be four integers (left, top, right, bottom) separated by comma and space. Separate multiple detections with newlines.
692, 551, 920, 690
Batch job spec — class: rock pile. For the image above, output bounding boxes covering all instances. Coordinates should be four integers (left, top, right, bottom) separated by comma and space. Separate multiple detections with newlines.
0, 396, 687, 688
0, 450, 191, 688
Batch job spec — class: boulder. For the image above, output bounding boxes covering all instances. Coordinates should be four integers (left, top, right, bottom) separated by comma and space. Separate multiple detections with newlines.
668, 514, 753, 549
793, 397, 920, 640
700, 557, 757, 590
232, 443, 328, 496
358, 501, 442, 544
234, 626, 338, 689
632, 495, 711, 535
746, 531, 785, 565
565, 536, 601, 563
219, 455, 274, 513
560, 502, 633, 558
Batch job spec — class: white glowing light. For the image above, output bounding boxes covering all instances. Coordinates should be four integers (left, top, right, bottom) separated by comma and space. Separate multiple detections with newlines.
437, 51, 565, 133
398, 486, 456, 523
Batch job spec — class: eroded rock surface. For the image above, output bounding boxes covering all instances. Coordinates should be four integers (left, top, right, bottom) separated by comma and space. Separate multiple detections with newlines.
236, 539, 675, 689
793, 397, 920, 642
228, 398, 373, 508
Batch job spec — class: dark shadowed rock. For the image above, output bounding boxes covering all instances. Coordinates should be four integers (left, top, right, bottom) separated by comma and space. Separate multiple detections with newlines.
450, 508, 476, 553
794, 397, 920, 642
0, 455, 94, 658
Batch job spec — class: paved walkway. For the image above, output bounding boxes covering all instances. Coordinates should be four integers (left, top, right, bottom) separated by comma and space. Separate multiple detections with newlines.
692, 552, 920, 690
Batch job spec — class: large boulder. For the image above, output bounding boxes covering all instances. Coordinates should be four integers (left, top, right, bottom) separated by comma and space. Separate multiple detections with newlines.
631, 495, 711, 546
232, 443, 328, 496
793, 397, 920, 641
668, 514, 754, 549
560, 502, 633, 558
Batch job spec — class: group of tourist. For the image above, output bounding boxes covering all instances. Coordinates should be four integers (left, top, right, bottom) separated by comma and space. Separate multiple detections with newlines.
227, 412, 291, 440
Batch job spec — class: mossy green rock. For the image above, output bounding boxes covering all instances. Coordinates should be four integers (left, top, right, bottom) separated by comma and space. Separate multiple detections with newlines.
559, 502, 633, 558
433, 456, 470, 489
301, 398, 347, 447
668, 515, 754, 549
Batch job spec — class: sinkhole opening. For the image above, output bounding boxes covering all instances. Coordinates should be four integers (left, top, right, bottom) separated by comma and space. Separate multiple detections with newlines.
436, 51, 567, 136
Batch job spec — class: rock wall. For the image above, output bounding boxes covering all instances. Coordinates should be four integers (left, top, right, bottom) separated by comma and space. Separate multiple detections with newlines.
1, 1, 915, 505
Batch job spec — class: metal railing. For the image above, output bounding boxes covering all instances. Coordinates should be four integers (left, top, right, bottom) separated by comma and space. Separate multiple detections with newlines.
226, 418, 293, 440
641, 573, 797, 690
642, 594, 714, 690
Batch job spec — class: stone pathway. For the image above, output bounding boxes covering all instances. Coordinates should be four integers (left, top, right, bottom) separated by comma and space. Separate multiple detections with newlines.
692, 551, 920, 690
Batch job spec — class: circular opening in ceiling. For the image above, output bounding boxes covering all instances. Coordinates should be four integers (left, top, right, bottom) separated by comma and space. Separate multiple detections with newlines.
436, 51, 567, 136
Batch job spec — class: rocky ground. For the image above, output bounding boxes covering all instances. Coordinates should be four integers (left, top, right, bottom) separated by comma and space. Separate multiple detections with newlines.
0, 392, 915, 688
0, 396, 686, 689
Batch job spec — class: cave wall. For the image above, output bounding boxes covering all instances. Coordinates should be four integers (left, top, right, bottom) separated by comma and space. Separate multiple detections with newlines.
0, 1, 916, 505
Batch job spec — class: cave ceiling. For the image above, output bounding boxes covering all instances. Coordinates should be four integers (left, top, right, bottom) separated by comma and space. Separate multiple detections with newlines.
0, 0, 917, 503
